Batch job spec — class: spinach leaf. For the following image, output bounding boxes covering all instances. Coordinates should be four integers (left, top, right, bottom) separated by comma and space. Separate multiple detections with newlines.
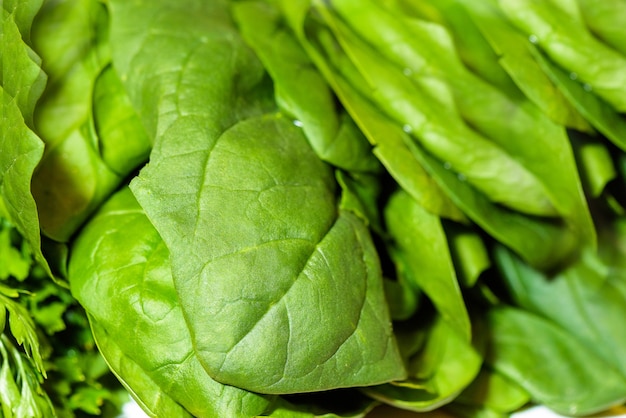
323, 0, 594, 255
532, 47, 626, 151
497, 0, 626, 113
0, 2, 51, 277
277, 0, 466, 222
384, 190, 470, 342
89, 320, 192, 418
460, 0, 592, 131
110, 0, 405, 394
364, 316, 482, 412
316, 1, 557, 218
485, 306, 626, 415
233, 0, 379, 174
281, 0, 591, 269
30, 0, 150, 243
494, 232, 626, 380
442, 223, 490, 289
69, 188, 274, 418
575, 0, 626, 56
456, 367, 530, 414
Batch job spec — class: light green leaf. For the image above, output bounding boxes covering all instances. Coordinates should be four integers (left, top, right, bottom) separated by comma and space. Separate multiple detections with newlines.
532, 47, 626, 151
404, 134, 579, 270
494, 233, 626, 380
442, 223, 490, 288
277, 0, 465, 222
92, 65, 152, 175
69, 188, 274, 418
89, 319, 192, 418
2, 0, 43, 46
385, 190, 470, 342
0, 223, 31, 281
316, 1, 557, 217
31, 0, 148, 242
460, 0, 591, 131
0, 6, 51, 277
575, 0, 626, 56
498, 0, 626, 113
485, 306, 626, 416
323, 0, 594, 256
568, 131, 616, 197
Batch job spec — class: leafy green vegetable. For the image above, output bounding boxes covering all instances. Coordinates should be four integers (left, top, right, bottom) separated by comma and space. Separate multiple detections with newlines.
69, 188, 274, 417
108, 0, 405, 394
484, 306, 626, 415
364, 316, 482, 412
30, 0, 150, 243
384, 190, 470, 341
498, 0, 626, 112
0, 2, 51, 277
4, 0, 626, 416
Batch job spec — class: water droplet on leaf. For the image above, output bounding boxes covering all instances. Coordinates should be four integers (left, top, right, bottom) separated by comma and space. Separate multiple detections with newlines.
443, 162, 452, 170
569, 72, 578, 80
403, 68, 413, 76
402, 124, 412, 133
583, 83, 592, 92
528, 34, 538, 44
293, 120, 304, 128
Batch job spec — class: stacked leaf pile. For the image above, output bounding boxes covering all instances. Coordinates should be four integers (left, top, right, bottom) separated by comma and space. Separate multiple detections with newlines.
3, 0, 626, 417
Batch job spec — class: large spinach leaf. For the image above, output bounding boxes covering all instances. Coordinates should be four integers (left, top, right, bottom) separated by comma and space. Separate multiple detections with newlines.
109, 0, 405, 394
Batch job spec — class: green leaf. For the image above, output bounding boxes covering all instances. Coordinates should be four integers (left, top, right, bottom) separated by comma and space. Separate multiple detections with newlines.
456, 367, 530, 413
92, 65, 152, 175
277, 0, 465, 222
405, 135, 579, 270
2, 0, 44, 46
485, 306, 626, 416
322, 0, 594, 255
0, 7, 51, 278
568, 131, 616, 197
89, 319, 192, 418
494, 236, 626, 380
110, 0, 405, 393
0, 223, 31, 281
69, 188, 274, 417
442, 223, 490, 288
0, 290, 45, 374
364, 316, 482, 412
31, 0, 148, 242
384, 190, 470, 342
532, 47, 626, 151
233, 0, 379, 173
575, 0, 626, 56
497, 0, 626, 113
32, 0, 110, 144
460, 0, 592, 131
316, 1, 557, 217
